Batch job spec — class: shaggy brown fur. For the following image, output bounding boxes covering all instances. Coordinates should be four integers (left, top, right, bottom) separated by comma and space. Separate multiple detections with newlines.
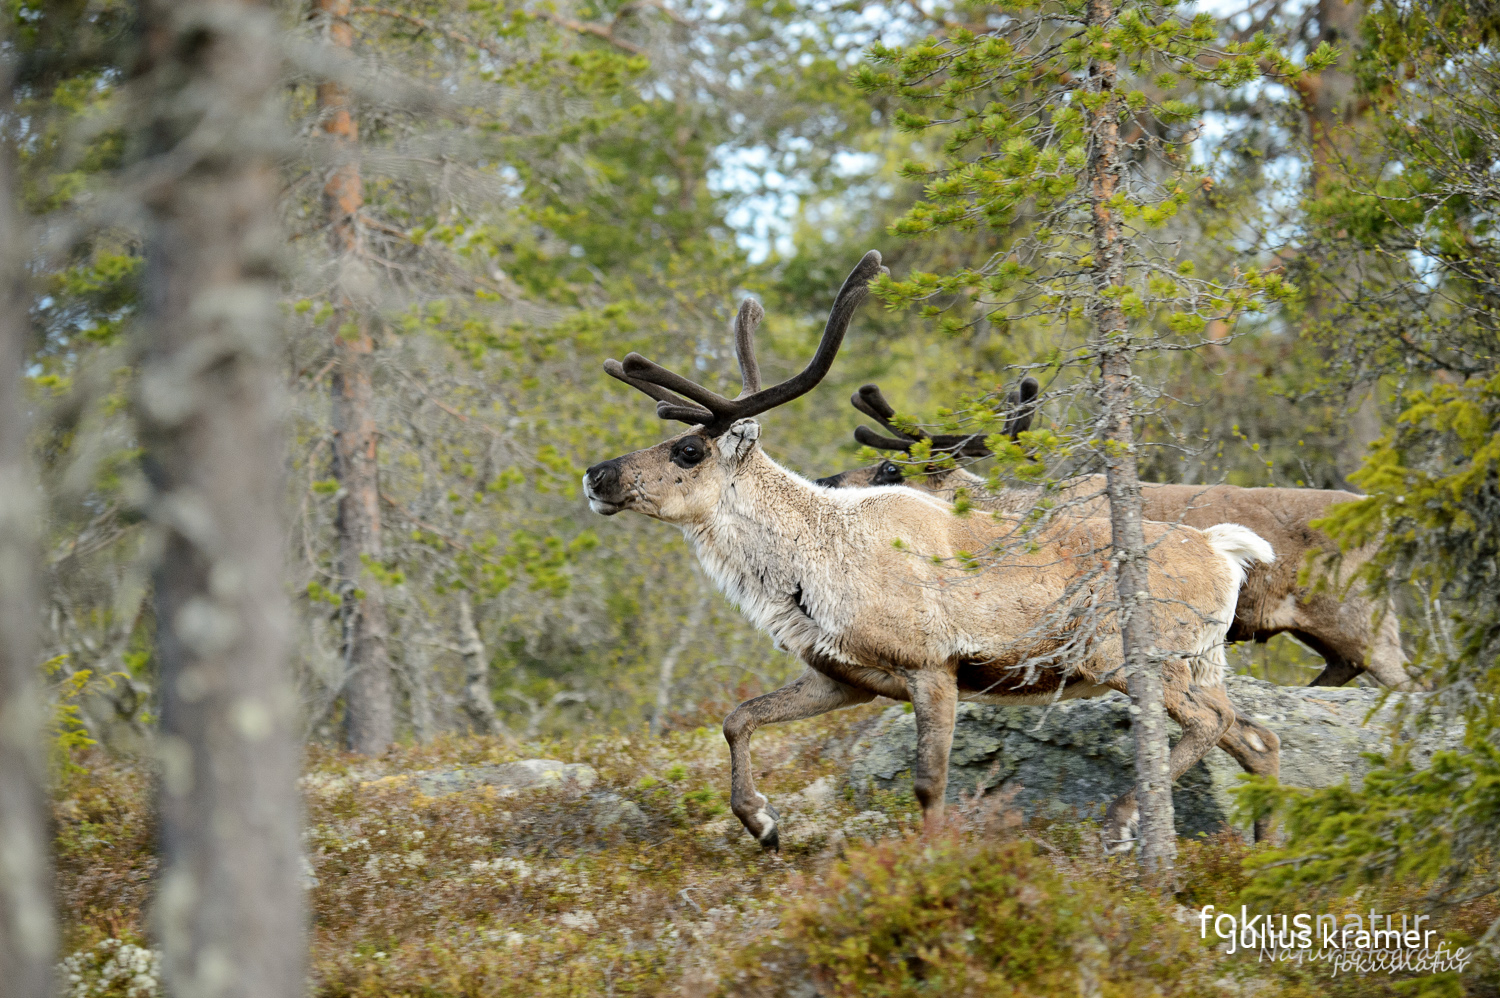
821, 468, 1413, 691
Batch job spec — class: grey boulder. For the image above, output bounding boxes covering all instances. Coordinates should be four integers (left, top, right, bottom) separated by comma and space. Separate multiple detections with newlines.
412, 759, 599, 797
847, 675, 1462, 838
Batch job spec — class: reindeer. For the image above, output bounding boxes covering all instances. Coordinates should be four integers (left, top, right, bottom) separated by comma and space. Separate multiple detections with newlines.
584, 251, 1276, 852
820, 381, 1416, 692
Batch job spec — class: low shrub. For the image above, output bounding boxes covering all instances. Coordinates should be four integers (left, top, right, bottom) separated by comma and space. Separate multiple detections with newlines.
726, 832, 1217, 998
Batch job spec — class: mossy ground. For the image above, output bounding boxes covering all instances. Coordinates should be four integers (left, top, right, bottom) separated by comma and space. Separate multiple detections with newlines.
52, 705, 1500, 997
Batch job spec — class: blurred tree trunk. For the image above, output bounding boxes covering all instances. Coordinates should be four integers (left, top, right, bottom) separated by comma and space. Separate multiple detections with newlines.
400, 636, 435, 742
0, 79, 55, 998
1301, 0, 1365, 194
1085, 0, 1174, 876
651, 596, 708, 737
456, 592, 497, 735
1297, 0, 1382, 484
317, 0, 394, 754
132, 0, 304, 994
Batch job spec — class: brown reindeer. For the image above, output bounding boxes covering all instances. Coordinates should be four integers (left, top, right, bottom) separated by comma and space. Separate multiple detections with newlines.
584, 252, 1277, 851
819, 381, 1416, 692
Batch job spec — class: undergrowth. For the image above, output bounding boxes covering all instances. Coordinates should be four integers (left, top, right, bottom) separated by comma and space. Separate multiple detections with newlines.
49, 703, 1499, 997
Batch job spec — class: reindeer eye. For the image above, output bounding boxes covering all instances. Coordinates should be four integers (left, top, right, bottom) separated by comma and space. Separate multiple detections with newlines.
875, 461, 904, 485
671, 436, 708, 468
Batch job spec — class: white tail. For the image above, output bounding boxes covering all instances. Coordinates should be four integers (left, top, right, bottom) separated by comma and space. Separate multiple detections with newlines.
1193, 523, 1277, 689
1203, 523, 1276, 575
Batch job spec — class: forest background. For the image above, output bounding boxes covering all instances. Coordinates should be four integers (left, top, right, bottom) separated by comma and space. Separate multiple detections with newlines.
8, 0, 1500, 990
23, 0, 1470, 753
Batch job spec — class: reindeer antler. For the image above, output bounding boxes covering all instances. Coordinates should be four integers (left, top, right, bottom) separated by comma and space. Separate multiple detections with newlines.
605, 250, 888, 435
1002, 376, 1040, 439
851, 376, 1041, 458
733, 297, 764, 395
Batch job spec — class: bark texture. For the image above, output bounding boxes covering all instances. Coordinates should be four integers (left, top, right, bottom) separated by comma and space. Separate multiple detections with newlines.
0, 101, 55, 998
1299, 0, 1365, 194
318, 0, 395, 753
1293, 0, 1381, 484
457, 592, 498, 736
651, 596, 709, 737
1084, 0, 1175, 875
132, 1, 304, 995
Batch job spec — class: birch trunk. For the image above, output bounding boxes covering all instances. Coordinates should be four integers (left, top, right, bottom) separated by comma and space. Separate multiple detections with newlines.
1085, 0, 1175, 875
0, 95, 55, 998
132, 1, 304, 993
456, 592, 498, 735
317, 0, 394, 753
651, 596, 709, 737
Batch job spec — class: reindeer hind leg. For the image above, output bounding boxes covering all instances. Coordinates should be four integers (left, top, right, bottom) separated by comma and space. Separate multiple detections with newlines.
1104, 663, 1236, 855
1217, 710, 1280, 842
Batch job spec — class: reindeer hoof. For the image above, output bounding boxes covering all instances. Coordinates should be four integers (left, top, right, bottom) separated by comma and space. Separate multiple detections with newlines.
753, 800, 780, 851
1101, 805, 1139, 856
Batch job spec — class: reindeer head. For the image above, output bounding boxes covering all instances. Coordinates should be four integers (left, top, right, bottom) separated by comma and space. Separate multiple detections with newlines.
583, 251, 888, 525
814, 377, 1040, 491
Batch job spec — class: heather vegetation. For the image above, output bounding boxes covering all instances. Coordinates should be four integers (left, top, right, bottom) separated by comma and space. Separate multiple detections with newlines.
49, 724, 1500, 996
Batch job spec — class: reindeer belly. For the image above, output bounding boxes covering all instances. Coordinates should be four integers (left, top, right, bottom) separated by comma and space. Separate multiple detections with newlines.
803, 652, 913, 701
955, 661, 1109, 705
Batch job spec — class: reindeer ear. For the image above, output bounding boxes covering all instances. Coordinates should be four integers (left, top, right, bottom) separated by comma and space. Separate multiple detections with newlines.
721, 418, 761, 460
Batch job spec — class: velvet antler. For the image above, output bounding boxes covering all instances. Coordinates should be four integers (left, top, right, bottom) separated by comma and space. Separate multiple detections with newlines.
851, 377, 1041, 458
605, 251, 888, 436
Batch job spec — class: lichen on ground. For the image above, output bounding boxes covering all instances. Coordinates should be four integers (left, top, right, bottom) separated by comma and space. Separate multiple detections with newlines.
50, 705, 1499, 997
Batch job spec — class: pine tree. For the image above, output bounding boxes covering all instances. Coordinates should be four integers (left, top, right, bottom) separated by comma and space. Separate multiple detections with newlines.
858, 0, 1322, 875
129, 0, 304, 991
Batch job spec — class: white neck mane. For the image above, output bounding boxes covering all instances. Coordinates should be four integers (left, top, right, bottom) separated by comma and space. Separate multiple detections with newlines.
679, 449, 877, 661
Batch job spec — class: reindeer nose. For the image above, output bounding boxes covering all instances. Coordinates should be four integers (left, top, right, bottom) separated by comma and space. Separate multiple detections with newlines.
814, 472, 845, 488
584, 458, 621, 495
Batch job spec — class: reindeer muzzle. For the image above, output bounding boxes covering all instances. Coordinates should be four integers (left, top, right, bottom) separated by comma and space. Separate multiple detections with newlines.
583, 459, 627, 515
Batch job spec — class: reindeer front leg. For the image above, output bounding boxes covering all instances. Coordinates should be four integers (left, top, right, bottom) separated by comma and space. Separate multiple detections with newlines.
904, 667, 959, 833
723, 668, 873, 850
1103, 664, 1235, 854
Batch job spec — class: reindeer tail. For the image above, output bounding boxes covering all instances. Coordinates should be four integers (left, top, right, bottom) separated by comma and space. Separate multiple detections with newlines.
1193, 524, 1276, 687
1203, 523, 1275, 574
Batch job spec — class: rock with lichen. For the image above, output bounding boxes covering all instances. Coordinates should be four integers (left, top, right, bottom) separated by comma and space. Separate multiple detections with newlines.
847, 675, 1462, 838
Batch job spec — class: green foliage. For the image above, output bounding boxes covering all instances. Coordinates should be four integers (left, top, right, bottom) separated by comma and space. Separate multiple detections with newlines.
1233, 0, 1500, 942
1240, 731, 1500, 903
1319, 374, 1500, 686
837, 0, 1321, 517
1240, 377, 1500, 943
46, 655, 100, 779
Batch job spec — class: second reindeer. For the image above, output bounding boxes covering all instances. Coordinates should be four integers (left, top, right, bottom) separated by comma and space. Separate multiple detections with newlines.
583, 252, 1274, 853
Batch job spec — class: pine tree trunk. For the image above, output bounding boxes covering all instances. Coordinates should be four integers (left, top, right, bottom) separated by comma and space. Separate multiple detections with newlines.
1297, 0, 1379, 486
1085, 0, 1175, 876
0, 105, 55, 998
132, 1, 304, 994
318, 0, 394, 753
1305, 0, 1365, 195
456, 592, 498, 736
